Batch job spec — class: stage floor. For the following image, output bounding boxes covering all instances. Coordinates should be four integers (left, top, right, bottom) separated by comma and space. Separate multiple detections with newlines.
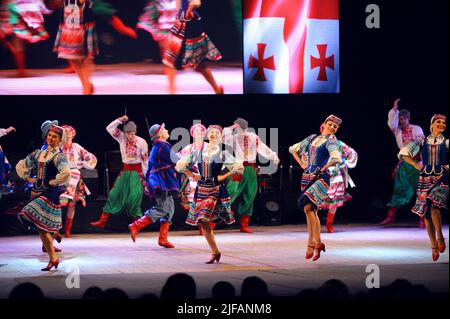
0, 62, 243, 95
0, 224, 448, 299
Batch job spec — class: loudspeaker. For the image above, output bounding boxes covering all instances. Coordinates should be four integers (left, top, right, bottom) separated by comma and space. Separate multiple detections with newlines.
254, 192, 283, 226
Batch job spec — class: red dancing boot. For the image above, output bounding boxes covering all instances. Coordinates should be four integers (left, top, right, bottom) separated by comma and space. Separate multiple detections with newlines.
90, 212, 110, 229
109, 16, 137, 39
158, 222, 175, 248
326, 212, 336, 233
240, 215, 253, 233
418, 216, 425, 229
380, 208, 397, 225
128, 215, 152, 242
65, 218, 73, 238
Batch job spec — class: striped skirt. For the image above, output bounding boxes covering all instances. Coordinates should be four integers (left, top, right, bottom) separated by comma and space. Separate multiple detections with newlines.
186, 181, 234, 226
299, 172, 351, 211
412, 172, 449, 217
137, 0, 175, 42
162, 18, 222, 70
19, 187, 63, 233
54, 22, 98, 59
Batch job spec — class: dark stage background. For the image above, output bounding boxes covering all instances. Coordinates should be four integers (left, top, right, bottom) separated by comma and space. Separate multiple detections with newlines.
0, 0, 448, 230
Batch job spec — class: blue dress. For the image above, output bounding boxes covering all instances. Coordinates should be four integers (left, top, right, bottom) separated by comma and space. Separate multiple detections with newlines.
290, 134, 350, 210
17, 149, 69, 233
181, 144, 235, 226
400, 134, 449, 216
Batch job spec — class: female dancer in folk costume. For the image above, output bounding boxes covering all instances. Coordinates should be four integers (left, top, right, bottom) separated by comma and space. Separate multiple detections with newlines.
62, 0, 137, 73
176, 125, 244, 263
399, 114, 448, 261
0, 126, 16, 196
289, 115, 350, 261
177, 123, 216, 235
15, 121, 70, 271
297, 136, 358, 233
380, 98, 425, 227
0, 0, 51, 77
59, 125, 97, 237
90, 115, 149, 229
128, 123, 179, 248
53, 0, 99, 94
137, 0, 177, 93
162, 0, 224, 94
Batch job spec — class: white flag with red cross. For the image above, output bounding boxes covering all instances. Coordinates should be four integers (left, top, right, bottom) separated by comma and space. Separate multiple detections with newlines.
244, 0, 339, 94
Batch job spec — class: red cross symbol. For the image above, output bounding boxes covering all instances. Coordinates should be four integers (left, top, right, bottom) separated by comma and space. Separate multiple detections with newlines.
248, 43, 276, 81
310, 44, 334, 81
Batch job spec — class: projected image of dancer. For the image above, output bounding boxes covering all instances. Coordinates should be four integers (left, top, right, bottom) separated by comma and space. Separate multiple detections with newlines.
59, 125, 97, 238
380, 98, 425, 227
176, 125, 243, 263
137, 0, 177, 94
289, 115, 350, 261
0, 0, 51, 77
62, 0, 137, 73
399, 114, 448, 261
15, 121, 70, 271
162, 0, 223, 94
53, 0, 99, 94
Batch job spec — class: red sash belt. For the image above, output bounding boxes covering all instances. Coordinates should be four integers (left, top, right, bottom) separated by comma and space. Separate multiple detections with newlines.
122, 163, 142, 172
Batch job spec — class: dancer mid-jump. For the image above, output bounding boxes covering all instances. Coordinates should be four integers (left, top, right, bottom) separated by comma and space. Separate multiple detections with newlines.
399, 114, 448, 261
290, 115, 350, 261
90, 115, 148, 229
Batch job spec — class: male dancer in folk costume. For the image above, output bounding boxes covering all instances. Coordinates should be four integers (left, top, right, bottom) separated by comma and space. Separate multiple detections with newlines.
399, 114, 448, 261
380, 98, 425, 227
222, 118, 280, 233
90, 115, 149, 228
59, 125, 97, 237
0, 126, 16, 196
15, 121, 70, 271
128, 123, 179, 248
